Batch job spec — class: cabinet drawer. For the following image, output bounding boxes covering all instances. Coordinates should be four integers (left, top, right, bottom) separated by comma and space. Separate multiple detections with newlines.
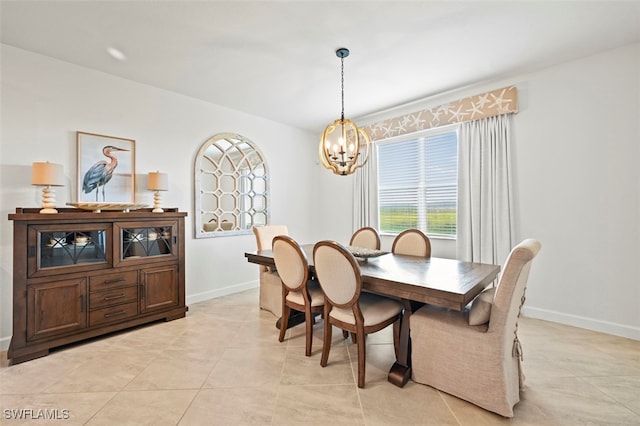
89, 301, 138, 327
90, 271, 137, 292
89, 286, 138, 310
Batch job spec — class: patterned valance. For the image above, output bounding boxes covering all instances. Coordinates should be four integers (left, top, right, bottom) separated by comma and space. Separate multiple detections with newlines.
363, 86, 518, 141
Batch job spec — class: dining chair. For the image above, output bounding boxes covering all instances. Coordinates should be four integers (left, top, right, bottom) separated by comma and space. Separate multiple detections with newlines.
349, 227, 381, 250
391, 229, 431, 257
252, 225, 289, 317
313, 240, 403, 388
410, 239, 542, 417
273, 235, 324, 356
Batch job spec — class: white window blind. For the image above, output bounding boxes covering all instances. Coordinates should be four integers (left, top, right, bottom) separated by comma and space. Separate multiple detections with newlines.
377, 130, 458, 238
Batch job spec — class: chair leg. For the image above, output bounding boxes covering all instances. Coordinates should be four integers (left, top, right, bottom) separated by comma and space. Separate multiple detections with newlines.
278, 304, 290, 343
304, 307, 313, 357
356, 331, 367, 388
342, 330, 349, 339
321, 318, 332, 367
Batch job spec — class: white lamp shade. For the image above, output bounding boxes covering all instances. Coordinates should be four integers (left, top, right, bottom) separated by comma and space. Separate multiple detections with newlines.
31, 162, 65, 186
147, 172, 168, 191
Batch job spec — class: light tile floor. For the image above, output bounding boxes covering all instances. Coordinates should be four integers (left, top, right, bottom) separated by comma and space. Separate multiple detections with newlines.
1, 288, 639, 425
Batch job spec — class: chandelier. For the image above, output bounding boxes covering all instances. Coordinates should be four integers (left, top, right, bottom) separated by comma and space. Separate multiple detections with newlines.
319, 48, 370, 176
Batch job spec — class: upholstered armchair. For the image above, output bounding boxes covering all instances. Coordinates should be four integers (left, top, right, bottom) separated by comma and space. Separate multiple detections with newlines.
410, 239, 542, 417
252, 225, 289, 317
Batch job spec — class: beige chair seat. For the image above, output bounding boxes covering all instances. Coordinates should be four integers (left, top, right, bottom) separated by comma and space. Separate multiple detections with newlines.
413, 305, 489, 332
285, 281, 324, 307
330, 293, 402, 326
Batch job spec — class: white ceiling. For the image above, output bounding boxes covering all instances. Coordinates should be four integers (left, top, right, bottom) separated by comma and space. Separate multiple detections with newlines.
2, 1, 639, 133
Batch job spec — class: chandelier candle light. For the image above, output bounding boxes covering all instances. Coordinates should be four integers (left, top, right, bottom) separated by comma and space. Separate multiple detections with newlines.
147, 171, 168, 213
319, 48, 371, 176
31, 162, 65, 214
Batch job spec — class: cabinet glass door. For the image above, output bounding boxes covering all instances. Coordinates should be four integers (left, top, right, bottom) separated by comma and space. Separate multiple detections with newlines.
39, 230, 108, 268
121, 226, 174, 260
28, 223, 112, 278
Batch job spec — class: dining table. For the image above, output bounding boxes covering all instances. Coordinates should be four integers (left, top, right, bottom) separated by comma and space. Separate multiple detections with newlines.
245, 244, 500, 387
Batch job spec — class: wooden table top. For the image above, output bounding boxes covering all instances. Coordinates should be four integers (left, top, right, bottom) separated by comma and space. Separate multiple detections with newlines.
245, 244, 500, 311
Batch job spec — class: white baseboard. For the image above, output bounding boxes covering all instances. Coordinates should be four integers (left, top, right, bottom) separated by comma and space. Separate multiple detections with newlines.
186, 280, 259, 305
0, 336, 10, 352
522, 306, 640, 341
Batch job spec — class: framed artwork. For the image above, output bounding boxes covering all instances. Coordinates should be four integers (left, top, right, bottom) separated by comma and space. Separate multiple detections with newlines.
76, 132, 135, 203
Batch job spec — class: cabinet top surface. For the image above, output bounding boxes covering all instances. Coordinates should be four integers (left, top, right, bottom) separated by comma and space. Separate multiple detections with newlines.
9, 207, 187, 221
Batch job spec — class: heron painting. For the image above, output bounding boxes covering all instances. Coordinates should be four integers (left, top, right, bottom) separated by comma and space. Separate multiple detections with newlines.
83, 145, 129, 201
77, 132, 135, 203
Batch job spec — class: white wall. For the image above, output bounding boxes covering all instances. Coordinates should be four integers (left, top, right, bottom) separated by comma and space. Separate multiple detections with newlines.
320, 43, 640, 340
0, 45, 321, 348
513, 43, 639, 338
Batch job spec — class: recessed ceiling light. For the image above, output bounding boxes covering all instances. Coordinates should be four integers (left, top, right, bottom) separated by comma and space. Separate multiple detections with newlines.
107, 47, 127, 61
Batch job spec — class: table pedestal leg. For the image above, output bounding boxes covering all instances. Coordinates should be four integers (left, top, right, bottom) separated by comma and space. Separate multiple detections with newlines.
388, 361, 412, 387
387, 299, 423, 387
275, 310, 306, 330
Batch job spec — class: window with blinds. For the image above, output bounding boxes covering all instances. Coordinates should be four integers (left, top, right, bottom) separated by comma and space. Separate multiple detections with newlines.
377, 129, 458, 238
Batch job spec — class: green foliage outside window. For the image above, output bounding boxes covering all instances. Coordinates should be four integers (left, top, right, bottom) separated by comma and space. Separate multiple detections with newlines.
380, 206, 456, 237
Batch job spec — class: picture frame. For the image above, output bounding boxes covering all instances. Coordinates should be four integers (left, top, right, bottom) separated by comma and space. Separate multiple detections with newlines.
76, 132, 135, 203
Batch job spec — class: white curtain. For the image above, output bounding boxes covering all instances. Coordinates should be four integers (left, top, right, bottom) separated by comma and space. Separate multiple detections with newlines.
353, 143, 378, 231
457, 114, 514, 264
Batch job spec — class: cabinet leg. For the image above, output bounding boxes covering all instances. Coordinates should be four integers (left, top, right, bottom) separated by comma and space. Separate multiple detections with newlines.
9, 349, 50, 365
163, 312, 186, 322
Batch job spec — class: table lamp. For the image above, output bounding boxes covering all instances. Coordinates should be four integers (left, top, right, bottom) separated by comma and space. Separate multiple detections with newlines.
31, 162, 65, 214
147, 171, 168, 213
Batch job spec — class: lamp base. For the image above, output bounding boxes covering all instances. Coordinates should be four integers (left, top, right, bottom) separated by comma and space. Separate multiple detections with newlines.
152, 191, 164, 213
39, 186, 58, 214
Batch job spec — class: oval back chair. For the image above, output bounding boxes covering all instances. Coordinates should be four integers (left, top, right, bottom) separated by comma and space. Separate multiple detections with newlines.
273, 235, 324, 356
349, 227, 381, 250
313, 240, 402, 388
391, 229, 431, 257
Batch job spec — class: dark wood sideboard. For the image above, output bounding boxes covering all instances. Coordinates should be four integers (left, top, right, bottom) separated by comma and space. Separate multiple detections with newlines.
7, 207, 188, 364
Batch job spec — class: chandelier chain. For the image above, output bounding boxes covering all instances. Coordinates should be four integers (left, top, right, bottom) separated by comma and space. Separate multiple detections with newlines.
340, 56, 345, 122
